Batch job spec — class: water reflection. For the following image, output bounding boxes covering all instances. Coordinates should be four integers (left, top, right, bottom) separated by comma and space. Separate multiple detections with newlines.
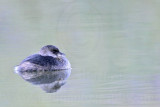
18, 69, 71, 93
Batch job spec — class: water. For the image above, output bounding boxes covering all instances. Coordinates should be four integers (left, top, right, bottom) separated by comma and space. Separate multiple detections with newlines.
1, 0, 160, 107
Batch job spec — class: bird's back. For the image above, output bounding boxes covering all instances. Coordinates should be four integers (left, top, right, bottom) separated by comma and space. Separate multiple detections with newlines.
15, 54, 69, 74
21, 54, 59, 67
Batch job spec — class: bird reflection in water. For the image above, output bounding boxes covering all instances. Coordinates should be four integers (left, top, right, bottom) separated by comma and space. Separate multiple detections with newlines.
18, 69, 71, 93
14, 45, 71, 93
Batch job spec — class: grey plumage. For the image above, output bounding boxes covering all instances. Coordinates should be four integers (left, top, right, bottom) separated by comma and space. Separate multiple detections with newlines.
14, 45, 71, 93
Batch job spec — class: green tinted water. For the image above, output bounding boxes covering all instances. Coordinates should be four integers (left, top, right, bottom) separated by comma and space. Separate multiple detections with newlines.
1, 0, 160, 107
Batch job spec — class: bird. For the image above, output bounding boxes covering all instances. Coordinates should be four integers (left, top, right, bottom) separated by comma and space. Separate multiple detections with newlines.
14, 45, 71, 75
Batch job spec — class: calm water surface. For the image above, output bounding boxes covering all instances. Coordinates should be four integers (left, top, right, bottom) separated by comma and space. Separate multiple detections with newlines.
1, 0, 160, 107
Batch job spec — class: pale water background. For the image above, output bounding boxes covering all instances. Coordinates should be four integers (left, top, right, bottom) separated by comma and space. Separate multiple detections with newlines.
1, 0, 160, 107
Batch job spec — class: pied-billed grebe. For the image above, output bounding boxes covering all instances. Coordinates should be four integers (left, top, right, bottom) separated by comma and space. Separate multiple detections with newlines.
14, 45, 71, 74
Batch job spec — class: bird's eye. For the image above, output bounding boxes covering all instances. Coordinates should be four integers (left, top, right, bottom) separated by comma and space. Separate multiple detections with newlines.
52, 49, 59, 53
